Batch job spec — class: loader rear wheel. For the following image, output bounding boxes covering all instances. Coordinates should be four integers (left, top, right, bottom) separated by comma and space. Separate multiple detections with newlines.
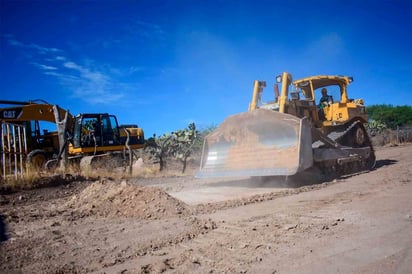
27, 149, 48, 171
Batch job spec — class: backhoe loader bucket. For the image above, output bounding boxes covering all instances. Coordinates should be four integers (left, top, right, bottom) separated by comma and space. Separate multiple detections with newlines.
196, 109, 313, 178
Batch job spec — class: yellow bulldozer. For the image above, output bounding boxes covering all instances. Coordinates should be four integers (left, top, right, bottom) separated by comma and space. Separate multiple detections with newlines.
0, 100, 144, 172
197, 72, 375, 178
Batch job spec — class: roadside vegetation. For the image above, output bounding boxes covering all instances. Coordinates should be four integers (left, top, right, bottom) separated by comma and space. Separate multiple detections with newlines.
143, 123, 216, 174
367, 104, 412, 129
366, 105, 412, 146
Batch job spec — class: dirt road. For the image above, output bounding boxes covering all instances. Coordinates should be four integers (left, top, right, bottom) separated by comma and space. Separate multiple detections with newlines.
1, 144, 411, 273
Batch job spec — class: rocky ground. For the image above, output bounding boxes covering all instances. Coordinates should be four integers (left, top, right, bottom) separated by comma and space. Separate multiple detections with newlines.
0, 144, 411, 273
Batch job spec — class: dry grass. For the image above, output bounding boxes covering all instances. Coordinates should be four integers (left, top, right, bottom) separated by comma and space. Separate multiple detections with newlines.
1, 171, 43, 190
132, 163, 196, 178
1, 157, 198, 193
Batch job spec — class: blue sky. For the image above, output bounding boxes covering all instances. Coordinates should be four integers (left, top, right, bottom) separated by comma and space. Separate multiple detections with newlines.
1, 0, 411, 137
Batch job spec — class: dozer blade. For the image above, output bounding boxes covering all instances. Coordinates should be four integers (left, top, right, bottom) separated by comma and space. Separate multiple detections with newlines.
196, 109, 313, 178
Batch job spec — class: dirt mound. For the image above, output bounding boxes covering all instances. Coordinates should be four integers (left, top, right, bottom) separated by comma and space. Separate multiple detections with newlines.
65, 179, 190, 219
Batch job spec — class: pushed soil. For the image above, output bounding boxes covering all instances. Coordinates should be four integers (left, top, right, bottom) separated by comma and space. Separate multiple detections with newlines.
64, 179, 190, 219
1, 144, 411, 273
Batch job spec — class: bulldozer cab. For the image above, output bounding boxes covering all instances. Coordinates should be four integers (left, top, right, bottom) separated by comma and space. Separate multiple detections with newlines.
292, 75, 367, 126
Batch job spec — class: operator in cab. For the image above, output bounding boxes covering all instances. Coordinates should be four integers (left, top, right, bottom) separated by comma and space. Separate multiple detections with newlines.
318, 87, 333, 120
319, 88, 333, 107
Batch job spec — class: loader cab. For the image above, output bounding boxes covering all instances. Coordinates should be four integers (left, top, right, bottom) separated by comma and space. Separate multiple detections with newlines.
28, 120, 60, 153
72, 113, 120, 149
5, 120, 59, 153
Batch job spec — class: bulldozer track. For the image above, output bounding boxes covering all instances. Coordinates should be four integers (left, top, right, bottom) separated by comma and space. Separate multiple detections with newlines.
315, 120, 376, 176
327, 120, 360, 142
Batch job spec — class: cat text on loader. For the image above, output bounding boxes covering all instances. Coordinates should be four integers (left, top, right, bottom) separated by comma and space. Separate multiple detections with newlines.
196, 72, 375, 178
0, 100, 144, 172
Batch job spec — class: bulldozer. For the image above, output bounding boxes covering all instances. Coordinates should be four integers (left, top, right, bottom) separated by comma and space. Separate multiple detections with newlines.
196, 72, 375, 178
0, 100, 144, 172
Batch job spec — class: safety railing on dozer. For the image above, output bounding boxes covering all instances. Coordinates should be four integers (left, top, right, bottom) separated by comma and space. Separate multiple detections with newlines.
1, 122, 28, 182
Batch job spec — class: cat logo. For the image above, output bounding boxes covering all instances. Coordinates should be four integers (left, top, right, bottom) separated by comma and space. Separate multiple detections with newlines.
3, 110, 16, 118
1, 108, 23, 120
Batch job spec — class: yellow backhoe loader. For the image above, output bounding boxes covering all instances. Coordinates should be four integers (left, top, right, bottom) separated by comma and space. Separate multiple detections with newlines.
197, 72, 375, 178
0, 100, 144, 172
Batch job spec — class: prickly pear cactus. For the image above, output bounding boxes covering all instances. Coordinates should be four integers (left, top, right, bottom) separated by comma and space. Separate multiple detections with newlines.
144, 123, 198, 172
